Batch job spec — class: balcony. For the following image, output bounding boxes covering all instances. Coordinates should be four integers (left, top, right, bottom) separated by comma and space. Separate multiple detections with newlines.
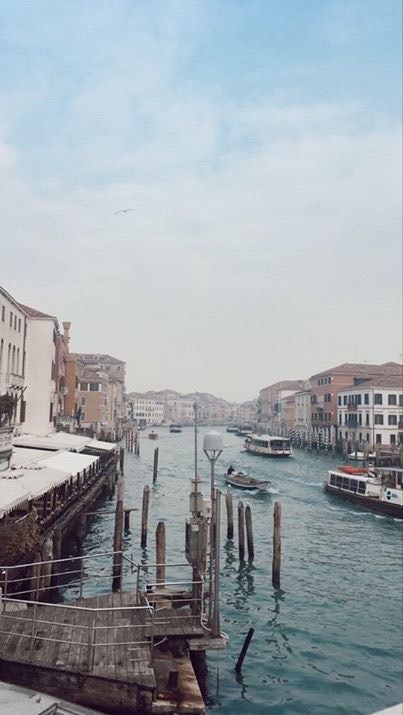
347, 404, 358, 412
6, 373, 24, 389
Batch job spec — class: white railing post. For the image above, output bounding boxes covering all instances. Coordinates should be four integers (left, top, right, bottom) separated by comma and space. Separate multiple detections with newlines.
29, 603, 37, 661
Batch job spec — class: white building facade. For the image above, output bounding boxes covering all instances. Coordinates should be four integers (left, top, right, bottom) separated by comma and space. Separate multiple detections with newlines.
129, 396, 165, 425
22, 305, 58, 435
0, 286, 27, 428
165, 398, 195, 425
294, 385, 312, 438
337, 377, 403, 449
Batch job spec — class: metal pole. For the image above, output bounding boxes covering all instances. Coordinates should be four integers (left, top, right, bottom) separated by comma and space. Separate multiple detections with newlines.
212, 489, 221, 638
194, 402, 198, 484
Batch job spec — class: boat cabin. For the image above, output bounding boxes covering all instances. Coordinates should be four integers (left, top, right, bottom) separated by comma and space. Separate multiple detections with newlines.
244, 434, 292, 457
327, 467, 403, 505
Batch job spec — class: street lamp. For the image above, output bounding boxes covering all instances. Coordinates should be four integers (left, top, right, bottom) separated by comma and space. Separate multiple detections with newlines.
203, 431, 223, 638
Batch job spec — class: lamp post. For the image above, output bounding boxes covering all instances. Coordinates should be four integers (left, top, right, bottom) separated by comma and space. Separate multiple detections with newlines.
203, 431, 223, 638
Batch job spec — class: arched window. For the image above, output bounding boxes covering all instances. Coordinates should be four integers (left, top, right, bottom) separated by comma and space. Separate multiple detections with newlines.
11, 346, 16, 373
0, 339, 3, 371
7, 344, 11, 373
16, 348, 20, 374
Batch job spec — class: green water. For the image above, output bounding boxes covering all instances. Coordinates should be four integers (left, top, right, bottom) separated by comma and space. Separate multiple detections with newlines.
70, 428, 403, 714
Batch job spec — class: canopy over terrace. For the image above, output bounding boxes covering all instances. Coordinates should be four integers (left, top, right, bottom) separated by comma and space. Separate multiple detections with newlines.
13, 433, 117, 454
0, 450, 100, 520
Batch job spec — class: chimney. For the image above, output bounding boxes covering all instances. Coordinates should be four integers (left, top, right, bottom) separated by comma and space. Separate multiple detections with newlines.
63, 321, 71, 344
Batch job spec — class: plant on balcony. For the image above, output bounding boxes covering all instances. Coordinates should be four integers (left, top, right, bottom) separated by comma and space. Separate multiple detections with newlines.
0, 394, 15, 427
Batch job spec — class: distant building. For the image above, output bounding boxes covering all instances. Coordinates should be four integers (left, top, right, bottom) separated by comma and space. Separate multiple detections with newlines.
127, 394, 165, 425
258, 380, 304, 434
165, 397, 195, 425
75, 354, 126, 438
294, 383, 312, 438
337, 375, 403, 449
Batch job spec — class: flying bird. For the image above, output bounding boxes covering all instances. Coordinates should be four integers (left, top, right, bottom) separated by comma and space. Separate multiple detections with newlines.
114, 208, 134, 214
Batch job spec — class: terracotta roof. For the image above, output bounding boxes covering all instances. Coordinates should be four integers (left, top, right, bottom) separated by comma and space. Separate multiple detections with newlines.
19, 303, 57, 321
75, 353, 125, 365
340, 375, 403, 390
261, 380, 304, 393
311, 362, 402, 379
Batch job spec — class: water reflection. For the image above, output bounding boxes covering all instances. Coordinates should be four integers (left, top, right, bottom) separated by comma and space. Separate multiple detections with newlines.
265, 590, 293, 662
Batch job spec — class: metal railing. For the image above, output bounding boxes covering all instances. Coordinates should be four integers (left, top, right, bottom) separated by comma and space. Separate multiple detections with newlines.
0, 550, 135, 601
0, 592, 154, 671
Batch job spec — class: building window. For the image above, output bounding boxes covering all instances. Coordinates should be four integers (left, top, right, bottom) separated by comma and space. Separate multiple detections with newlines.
89, 383, 99, 391
81, 412, 86, 421
388, 415, 397, 425
9, 311, 13, 327
374, 415, 384, 425
81, 397, 86, 406
343, 396, 347, 405
1, 306, 4, 321
14, 315, 17, 330
356, 394, 362, 405
399, 395, 403, 406
49, 402, 53, 422
388, 394, 397, 405
365, 413, 370, 426
364, 393, 369, 405
80, 382, 88, 391
374, 394, 382, 405
358, 414, 362, 425
376, 434, 382, 444
390, 435, 396, 445
18, 318, 21, 333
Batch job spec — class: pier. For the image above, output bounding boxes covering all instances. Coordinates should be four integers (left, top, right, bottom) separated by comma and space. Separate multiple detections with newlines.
0, 551, 214, 713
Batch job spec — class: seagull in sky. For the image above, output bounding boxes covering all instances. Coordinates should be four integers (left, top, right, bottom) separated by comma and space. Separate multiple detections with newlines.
114, 208, 134, 214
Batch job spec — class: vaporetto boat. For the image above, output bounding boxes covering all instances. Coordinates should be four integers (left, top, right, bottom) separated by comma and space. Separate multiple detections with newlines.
244, 434, 292, 457
324, 466, 403, 519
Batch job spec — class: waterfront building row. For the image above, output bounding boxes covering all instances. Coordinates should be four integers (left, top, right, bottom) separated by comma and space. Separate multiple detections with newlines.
257, 362, 403, 450
0, 284, 126, 440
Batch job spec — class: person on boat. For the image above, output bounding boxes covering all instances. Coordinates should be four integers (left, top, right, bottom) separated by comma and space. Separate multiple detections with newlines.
227, 465, 235, 475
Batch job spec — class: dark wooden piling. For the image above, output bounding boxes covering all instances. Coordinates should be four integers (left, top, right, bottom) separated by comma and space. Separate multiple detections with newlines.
140, 485, 150, 548
238, 501, 245, 562
156, 521, 166, 586
124, 509, 130, 533
119, 447, 124, 475
225, 490, 234, 540
112, 478, 124, 591
272, 501, 281, 589
76, 512, 87, 546
153, 447, 159, 484
235, 628, 255, 673
245, 504, 254, 562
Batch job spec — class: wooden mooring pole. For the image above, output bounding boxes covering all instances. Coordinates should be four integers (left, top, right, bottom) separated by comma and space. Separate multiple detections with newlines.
235, 627, 255, 673
119, 447, 124, 475
153, 447, 159, 484
141, 485, 150, 548
124, 509, 130, 533
245, 504, 254, 562
156, 521, 166, 587
112, 478, 124, 592
272, 501, 281, 589
225, 490, 234, 540
238, 501, 245, 562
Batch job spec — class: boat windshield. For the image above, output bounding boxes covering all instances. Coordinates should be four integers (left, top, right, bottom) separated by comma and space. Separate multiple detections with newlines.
329, 473, 367, 494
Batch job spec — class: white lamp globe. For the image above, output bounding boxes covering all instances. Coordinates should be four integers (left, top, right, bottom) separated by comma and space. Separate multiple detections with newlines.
203, 431, 223, 453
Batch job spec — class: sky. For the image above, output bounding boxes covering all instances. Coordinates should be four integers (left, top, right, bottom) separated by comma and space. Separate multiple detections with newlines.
0, 0, 401, 402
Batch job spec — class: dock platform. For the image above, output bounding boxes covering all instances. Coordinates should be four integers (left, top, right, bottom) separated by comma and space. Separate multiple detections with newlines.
0, 581, 208, 713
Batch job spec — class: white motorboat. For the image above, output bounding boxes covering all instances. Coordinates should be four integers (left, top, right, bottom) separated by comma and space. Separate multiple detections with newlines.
244, 434, 292, 457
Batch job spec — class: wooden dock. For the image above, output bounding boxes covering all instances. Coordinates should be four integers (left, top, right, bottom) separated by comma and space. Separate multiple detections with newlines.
0, 586, 207, 713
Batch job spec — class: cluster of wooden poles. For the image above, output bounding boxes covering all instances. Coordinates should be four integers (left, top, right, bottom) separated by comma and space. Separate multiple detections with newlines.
125, 429, 140, 455
224, 491, 282, 588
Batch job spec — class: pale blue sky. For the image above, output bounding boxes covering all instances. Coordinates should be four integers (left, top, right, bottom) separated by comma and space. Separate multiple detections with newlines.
0, 1, 401, 400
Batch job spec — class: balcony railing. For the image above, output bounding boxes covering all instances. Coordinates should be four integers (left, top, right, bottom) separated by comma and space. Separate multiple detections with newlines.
347, 404, 358, 411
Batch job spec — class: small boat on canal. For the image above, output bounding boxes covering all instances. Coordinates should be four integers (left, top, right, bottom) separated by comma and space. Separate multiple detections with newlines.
225, 467, 271, 492
169, 424, 182, 433
244, 434, 292, 457
226, 425, 238, 433
148, 430, 159, 440
324, 465, 403, 519
347, 451, 376, 461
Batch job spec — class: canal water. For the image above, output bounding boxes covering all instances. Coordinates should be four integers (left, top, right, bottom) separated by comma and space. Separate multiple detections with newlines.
67, 428, 402, 715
